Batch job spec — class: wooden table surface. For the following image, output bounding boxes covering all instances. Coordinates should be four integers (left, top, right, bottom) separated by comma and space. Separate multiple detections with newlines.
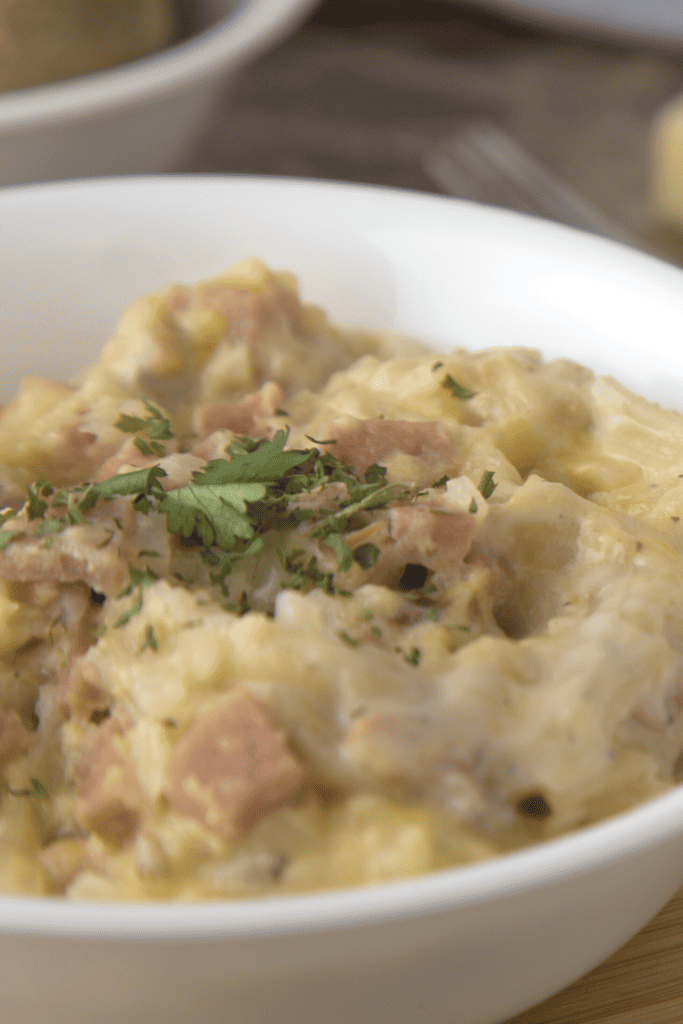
183, 1, 683, 1019
506, 887, 683, 1023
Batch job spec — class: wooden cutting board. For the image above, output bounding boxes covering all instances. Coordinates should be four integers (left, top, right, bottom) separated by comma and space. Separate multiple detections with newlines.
505, 886, 683, 1023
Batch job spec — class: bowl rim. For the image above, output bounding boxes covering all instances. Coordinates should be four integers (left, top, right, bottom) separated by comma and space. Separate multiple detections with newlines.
0, 0, 318, 131
1, 174, 683, 940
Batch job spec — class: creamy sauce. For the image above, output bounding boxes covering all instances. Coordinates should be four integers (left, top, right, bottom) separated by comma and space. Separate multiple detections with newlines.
0, 258, 682, 901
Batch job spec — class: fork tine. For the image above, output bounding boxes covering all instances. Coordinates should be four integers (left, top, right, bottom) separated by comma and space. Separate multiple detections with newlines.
423, 122, 637, 247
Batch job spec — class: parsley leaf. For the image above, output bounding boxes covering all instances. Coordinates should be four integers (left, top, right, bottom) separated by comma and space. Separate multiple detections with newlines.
30, 777, 49, 799
115, 414, 148, 433
113, 568, 158, 627
141, 624, 158, 652
5, 777, 48, 799
115, 400, 173, 444
26, 480, 53, 520
158, 480, 266, 551
212, 430, 311, 483
79, 465, 167, 511
13, 425, 416, 611
364, 463, 387, 484
0, 530, 22, 550
443, 374, 476, 400
325, 532, 354, 572
478, 470, 497, 500
353, 543, 380, 569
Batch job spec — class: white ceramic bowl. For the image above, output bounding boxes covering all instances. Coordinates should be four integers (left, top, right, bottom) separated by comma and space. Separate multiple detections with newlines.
2, 176, 683, 1024
0, 0, 317, 187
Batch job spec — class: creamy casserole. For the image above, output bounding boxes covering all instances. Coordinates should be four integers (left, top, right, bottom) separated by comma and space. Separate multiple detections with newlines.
0, 259, 682, 900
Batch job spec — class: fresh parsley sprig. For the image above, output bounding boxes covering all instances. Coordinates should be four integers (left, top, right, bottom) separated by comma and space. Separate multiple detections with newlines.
9, 422, 423, 614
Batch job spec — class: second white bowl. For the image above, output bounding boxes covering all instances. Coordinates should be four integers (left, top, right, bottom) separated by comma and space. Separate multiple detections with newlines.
0, 0, 317, 186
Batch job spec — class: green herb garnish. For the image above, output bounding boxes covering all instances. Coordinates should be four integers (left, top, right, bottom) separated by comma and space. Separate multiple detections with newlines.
5, 777, 48, 799
15, 426, 416, 613
0, 530, 22, 550
140, 624, 158, 652
477, 470, 497, 500
353, 543, 380, 569
115, 400, 173, 457
113, 567, 158, 627
325, 532, 354, 572
443, 374, 476, 400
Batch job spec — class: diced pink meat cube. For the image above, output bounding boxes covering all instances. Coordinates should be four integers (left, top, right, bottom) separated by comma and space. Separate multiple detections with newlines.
324, 419, 459, 476
73, 715, 144, 847
0, 530, 129, 596
193, 382, 283, 438
163, 689, 306, 840
343, 504, 477, 589
198, 280, 305, 378
388, 505, 477, 563
0, 708, 35, 771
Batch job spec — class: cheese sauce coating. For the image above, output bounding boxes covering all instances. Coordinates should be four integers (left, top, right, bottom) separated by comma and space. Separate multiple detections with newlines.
0, 258, 682, 901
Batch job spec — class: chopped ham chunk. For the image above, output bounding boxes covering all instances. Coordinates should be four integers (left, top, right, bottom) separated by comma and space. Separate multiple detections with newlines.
388, 505, 477, 561
59, 659, 111, 721
0, 526, 129, 597
193, 382, 283, 438
341, 505, 477, 589
73, 715, 145, 847
324, 419, 459, 476
197, 278, 306, 382
163, 689, 306, 840
0, 708, 35, 771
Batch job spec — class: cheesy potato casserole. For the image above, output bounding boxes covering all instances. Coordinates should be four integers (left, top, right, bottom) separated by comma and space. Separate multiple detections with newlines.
1, 258, 682, 901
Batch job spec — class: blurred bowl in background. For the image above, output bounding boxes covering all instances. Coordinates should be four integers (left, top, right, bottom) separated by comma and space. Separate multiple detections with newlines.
0, 0, 318, 187
469, 0, 683, 46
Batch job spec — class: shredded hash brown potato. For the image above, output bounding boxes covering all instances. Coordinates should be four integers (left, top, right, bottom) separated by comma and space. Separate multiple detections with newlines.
1, 257, 683, 900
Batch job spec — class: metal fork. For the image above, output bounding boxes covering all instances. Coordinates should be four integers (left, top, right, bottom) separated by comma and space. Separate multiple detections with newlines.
422, 121, 639, 249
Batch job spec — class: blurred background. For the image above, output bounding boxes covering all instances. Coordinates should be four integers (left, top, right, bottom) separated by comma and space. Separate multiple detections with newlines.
182, 0, 683, 260
3, 0, 683, 262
